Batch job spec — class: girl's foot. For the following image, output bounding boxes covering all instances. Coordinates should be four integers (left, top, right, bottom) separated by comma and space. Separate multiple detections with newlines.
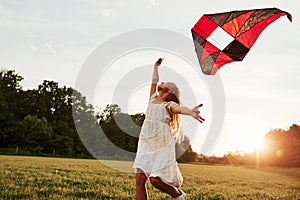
172, 189, 186, 200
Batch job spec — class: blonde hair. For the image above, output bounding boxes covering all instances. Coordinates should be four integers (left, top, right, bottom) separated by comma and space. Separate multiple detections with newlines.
165, 82, 181, 136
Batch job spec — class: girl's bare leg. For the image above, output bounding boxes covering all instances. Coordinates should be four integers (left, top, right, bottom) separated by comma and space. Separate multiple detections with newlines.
149, 177, 181, 197
136, 170, 148, 200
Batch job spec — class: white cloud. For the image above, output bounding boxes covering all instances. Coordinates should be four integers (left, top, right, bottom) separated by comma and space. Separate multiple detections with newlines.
30, 45, 37, 51
101, 9, 116, 18
45, 43, 57, 54
151, 0, 158, 6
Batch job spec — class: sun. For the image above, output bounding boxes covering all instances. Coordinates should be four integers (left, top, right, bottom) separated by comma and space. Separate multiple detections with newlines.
240, 135, 265, 153
229, 131, 266, 154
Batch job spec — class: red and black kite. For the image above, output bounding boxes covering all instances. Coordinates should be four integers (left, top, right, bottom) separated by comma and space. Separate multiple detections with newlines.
192, 8, 292, 75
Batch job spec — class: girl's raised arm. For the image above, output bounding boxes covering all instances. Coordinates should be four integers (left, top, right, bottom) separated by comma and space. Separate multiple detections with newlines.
149, 58, 163, 98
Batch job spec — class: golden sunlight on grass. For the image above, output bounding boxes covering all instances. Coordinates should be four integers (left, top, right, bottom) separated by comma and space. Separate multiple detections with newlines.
1, 156, 299, 199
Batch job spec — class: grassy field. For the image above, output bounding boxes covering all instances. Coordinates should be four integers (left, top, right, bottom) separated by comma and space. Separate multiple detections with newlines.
0, 156, 299, 200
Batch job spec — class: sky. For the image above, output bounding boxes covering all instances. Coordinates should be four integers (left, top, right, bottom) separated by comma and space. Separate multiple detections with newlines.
1, 0, 299, 156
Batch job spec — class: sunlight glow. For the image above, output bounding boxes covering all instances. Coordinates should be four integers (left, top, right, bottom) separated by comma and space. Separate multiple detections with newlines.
240, 135, 265, 153
222, 123, 268, 155
244, 135, 265, 153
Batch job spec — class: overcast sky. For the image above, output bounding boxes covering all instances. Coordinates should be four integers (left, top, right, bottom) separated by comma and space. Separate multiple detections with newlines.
1, 0, 299, 155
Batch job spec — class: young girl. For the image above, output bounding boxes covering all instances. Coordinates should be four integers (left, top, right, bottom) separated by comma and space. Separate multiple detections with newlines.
133, 58, 204, 200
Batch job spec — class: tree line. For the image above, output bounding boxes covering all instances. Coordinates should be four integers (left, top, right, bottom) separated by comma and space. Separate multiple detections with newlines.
0, 69, 196, 161
0, 69, 91, 156
1, 69, 299, 167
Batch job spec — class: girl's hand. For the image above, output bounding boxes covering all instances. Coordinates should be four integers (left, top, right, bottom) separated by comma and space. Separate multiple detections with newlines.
191, 104, 205, 123
154, 58, 163, 68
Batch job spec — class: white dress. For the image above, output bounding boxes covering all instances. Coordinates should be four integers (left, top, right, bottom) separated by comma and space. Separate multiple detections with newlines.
133, 93, 183, 187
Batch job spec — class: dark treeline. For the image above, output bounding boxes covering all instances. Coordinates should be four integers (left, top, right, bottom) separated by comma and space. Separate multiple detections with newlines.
0, 69, 92, 157
1, 69, 299, 167
0, 69, 195, 161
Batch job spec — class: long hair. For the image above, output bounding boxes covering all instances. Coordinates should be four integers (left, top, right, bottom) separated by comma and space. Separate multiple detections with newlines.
165, 82, 181, 136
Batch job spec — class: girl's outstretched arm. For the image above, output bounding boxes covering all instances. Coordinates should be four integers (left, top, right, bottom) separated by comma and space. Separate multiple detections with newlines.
171, 104, 205, 123
150, 58, 163, 97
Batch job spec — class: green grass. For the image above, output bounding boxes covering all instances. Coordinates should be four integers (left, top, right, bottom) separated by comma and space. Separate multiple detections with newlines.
0, 156, 299, 199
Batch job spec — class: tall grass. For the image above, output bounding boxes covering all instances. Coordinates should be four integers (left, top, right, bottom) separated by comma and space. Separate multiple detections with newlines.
0, 156, 299, 199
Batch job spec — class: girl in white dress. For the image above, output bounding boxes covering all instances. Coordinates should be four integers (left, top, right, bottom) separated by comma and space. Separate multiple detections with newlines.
133, 58, 205, 200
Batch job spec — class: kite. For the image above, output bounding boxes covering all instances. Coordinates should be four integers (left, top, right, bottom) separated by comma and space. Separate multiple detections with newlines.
191, 8, 292, 75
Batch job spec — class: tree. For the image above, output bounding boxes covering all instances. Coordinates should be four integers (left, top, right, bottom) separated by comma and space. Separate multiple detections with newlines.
0, 69, 95, 157
0, 89, 9, 147
176, 133, 199, 163
71, 89, 96, 156
97, 104, 121, 123
0, 69, 23, 99
0, 69, 23, 147
16, 115, 53, 155
99, 112, 140, 154
94, 105, 146, 160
